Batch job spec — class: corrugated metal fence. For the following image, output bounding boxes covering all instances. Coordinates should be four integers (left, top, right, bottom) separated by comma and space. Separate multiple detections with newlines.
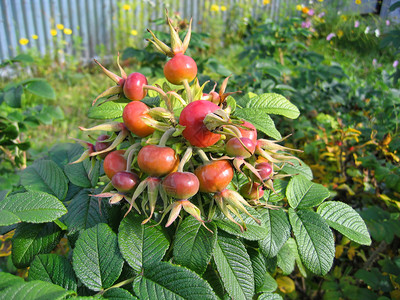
0, 0, 296, 62
0, 0, 397, 63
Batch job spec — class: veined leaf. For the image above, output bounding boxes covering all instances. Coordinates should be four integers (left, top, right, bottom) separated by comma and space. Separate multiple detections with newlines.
88, 101, 127, 119
0, 190, 67, 226
259, 208, 291, 258
286, 238, 307, 277
263, 179, 288, 203
258, 293, 283, 300
72, 223, 124, 291
235, 108, 282, 140
118, 214, 169, 273
0, 280, 74, 300
20, 160, 68, 200
280, 158, 313, 180
0, 210, 20, 226
28, 254, 77, 291
103, 288, 138, 299
133, 261, 217, 299
212, 207, 267, 241
277, 240, 295, 275
48, 143, 83, 168
245, 93, 300, 119
248, 248, 277, 294
64, 157, 100, 188
0, 272, 24, 291
213, 231, 255, 300
317, 201, 371, 245
12, 222, 63, 268
286, 175, 330, 209
289, 209, 334, 276
173, 216, 217, 275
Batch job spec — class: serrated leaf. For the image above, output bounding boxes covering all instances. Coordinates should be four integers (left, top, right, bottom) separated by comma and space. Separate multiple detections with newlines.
24, 80, 56, 99
280, 159, 313, 180
49, 143, 84, 168
0, 280, 74, 300
248, 248, 277, 293
133, 261, 217, 300
72, 223, 124, 291
259, 208, 290, 258
286, 175, 330, 209
62, 189, 107, 235
20, 160, 68, 200
118, 214, 169, 273
289, 209, 334, 276
173, 216, 216, 275
12, 222, 63, 268
88, 102, 127, 119
0, 190, 67, 225
235, 108, 281, 140
0, 272, 24, 291
103, 288, 138, 299
64, 157, 100, 188
286, 238, 307, 277
317, 201, 371, 245
258, 293, 283, 300
28, 254, 77, 291
277, 240, 295, 275
0, 210, 20, 226
213, 231, 255, 300
263, 179, 288, 203
212, 207, 267, 241
245, 93, 300, 119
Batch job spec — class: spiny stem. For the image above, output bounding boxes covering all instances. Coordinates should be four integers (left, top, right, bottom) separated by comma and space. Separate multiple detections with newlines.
159, 127, 176, 147
182, 79, 193, 103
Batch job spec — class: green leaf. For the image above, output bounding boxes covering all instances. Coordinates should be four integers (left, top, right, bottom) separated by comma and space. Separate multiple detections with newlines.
133, 261, 217, 300
263, 179, 288, 203
259, 208, 291, 258
213, 231, 255, 300
317, 201, 371, 245
88, 102, 127, 119
24, 80, 56, 99
286, 175, 330, 209
72, 223, 124, 291
0, 190, 67, 225
245, 93, 300, 119
277, 240, 296, 275
289, 209, 334, 276
0, 272, 24, 291
62, 189, 108, 235
0, 280, 75, 300
49, 143, 84, 168
4, 86, 23, 108
103, 288, 138, 299
258, 293, 283, 300
280, 158, 313, 180
235, 108, 281, 140
28, 254, 77, 291
20, 160, 68, 200
64, 157, 100, 188
286, 238, 307, 277
248, 248, 277, 293
212, 207, 267, 241
173, 216, 216, 275
12, 222, 63, 268
0, 210, 20, 226
118, 214, 169, 273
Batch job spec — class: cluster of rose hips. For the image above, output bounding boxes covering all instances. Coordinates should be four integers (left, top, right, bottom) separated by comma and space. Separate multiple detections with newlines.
74, 14, 300, 231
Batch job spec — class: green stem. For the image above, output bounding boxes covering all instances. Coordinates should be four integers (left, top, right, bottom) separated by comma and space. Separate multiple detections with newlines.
159, 127, 176, 147
96, 277, 135, 295
143, 84, 172, 112
54, 219, 67, 231
124, 142, 141, 171
177, 147, 192, 172
182, 79, 193, 103
196, 149, 209, 163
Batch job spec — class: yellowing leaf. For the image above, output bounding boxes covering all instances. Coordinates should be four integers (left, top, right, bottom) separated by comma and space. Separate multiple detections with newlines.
347, 247, 356, 260
335, 245, 344, 259
277, 276, 295, 294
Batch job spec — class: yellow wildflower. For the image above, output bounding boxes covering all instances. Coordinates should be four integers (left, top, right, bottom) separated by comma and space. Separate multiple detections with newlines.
340, 15, 348, 21
50, 29, 57, 36
130, 29, 138, 36
296, 4, 302, 10
56, 24, 64, 30
355, 0, 361, 4
337, 30, 344, 38
63, 28, 72, 35
263, 0, 270, 4
318, 0, 323, 2
220, 5, 227, 11
32, 34, 38, 40
19, 38, 29, 45
211, 4, 219, 12
122, 4, 131, 10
